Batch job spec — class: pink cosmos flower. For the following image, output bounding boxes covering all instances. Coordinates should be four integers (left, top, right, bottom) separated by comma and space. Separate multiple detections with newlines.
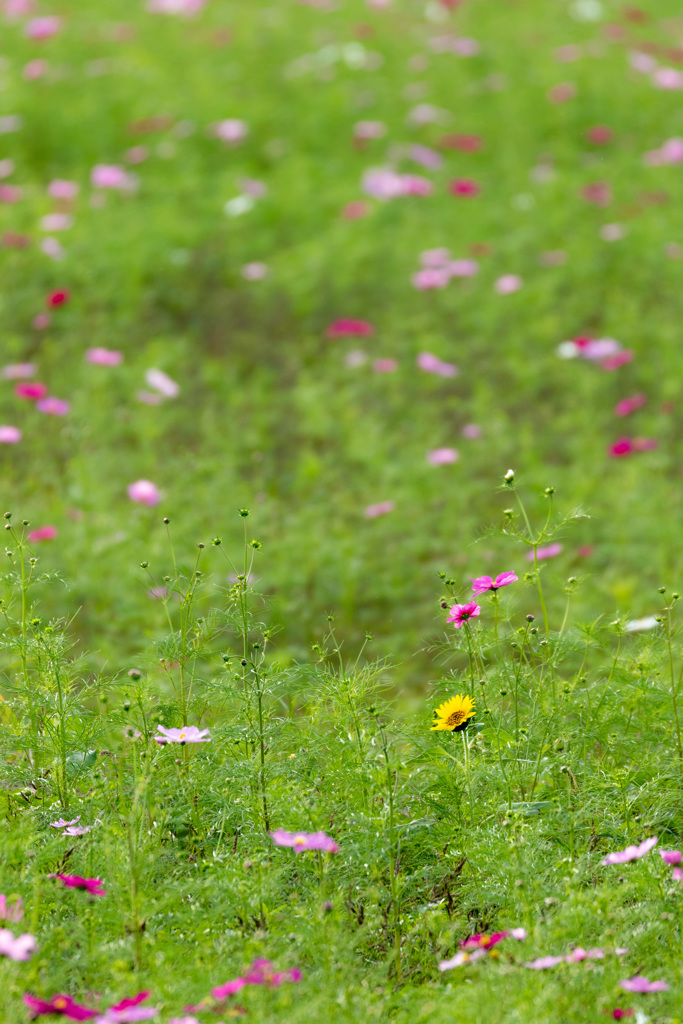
2, 362, 36, 379
242, 262, 268, 280
602, 836, 657, 865
609, 438, 633, 458
15, 381, 46, 400
447, 602, 480, 628
94, 1006, 158, 1024
127, 480, 161, 506
412, 267, 449, 290
581, 182, 611, 206
565, 947, 605, 962
243, 959, 302, 986
0, 895, 23, 922
439, 929, 525, 970
615, 394, 645, 417
587, 125, 612, 144
126, 146, 148, 165
461, 424, 481, 439
449, 178, 480, 197
660, 849, 682, 865
400, 175, 433, 197
4, 0, 35, 16
449, 259, 478, 277
147, 0, 206, 11
0, 425, 21, 443
23, 994, 97, 1020
365, 501, 394, 518
212, 119, 248, 144
602, 350, 634, 371
25, 16, 61, 39
353, 120, 386, 141
417, 352, 458, 377
373, 358, 398, 373
270, 829, 339, 853
524, 955, 565, 969
653, 67, 683, 89
48, 180, 79, 200
471, 572, 517, 595
155, 725, 210, 744
495, 274, 523, 295
342, 200, 370, 220
362, 168, 406, 200
91, 165, 134, 190
528, 543, 562, 561
28, 526, 57, 542
326, 319, 374, 339
51, 817, 80, 828
36, 397, 70, 415
41, 213, 72, 231
56, 875, 106, 896
409, 144, 443, 170
24, 59, 47, 80
0, 184, 22, 203
407, 103, 443, 125
611, 1011, 634, 1020
210, 978, 247, 999
548, 82, 576, 103
630, 51, 657, 73
86, 348, 123, 366
41, 238, 65, 260
47, 289, 69, 308
427, 448, 458, 465
619, 977, 669, 993
145, 368, 179, 398
63, 826, 92, 837
673, 866, 683, 882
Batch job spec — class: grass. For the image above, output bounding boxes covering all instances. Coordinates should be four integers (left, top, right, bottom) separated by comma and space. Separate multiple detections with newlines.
1, 0, 683, 1020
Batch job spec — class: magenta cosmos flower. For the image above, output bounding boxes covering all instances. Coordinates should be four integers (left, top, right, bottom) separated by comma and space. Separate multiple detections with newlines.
602, 836, 657, 865
25, 16, 62, 40
55, 874, 106, 896
86, 348, 123, 366
37, 397, 69, 416
48, 180, 79, 200
427, 448, 458, 466
0, 928, 35, 961
91, 165, 134, 190
94, 991, 158, 1023
447, 602, 480, 628
660, 849, 682, 864
326, 319, 374, 339
620, 977, 669, 993
155, 725, 210, 744
365, 501, 394, 518
471, 572, 518, 595
0, 425, 21, 443
128, 480, 161, 506
29, 525, 57, 542
15, 382, 47, 400
243, 959, 302, 986
270, 829, 339, 853
51, 816, 80, 828
23, 994, 97, 1020
417, 352, 458, 377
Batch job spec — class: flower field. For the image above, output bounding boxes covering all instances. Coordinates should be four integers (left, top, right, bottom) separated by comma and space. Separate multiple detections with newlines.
1, 0, 683, 1021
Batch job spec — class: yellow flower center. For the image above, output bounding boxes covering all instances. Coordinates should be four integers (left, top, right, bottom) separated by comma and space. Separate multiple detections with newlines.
294, 837, 306, 846
179, 732, 186, 739
54, 998, 68, 1010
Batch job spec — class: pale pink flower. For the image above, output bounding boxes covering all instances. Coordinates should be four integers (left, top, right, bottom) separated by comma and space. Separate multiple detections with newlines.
619, 977, 669, 993
365, 501, 394, 518
0, 929, 36, 961
495, 274, 523, 295
63, 825, 92, 836
400, 174, 433, 197
524, 955, 565, 969
407, 103, 443, 125
373, 358, 398, 373
28, 525, 57, 542
86, 347, 123, 366
412, 268, 449, 290
0, 895, 23, 922
136, 390, 162, 405
94, 1010, 158, 1024
417, 352, 458, 378
155, 725, 210, 744
242, 262, 268, 280
342, 200, 370, 219
600, 224, 625, 242
4, 0, 35, 16
145, 368, 179, 398
40, 237, 65, 260
33, 313, 50, 329
0, 425, 21, 443
629, 51, 657, 73
673, 866, 683, 882
128, 480, 161, 505
147, 0, 206, 12
581, 181, 611, 207
653, 67, 683, 90
565, 947, 605, 962
548, 82, 576, 103
362, 168, 406, 200
23, 58, 47, 80
615, 394, 645, 417
40, 213, 72, 231
471, 572, 517, 594
36, 397, 69, 415
448, 259, 478, 277
210, 978, 247, 999
0, 159, 14, 178
48, 179, 79, 200
50, 816, 80, 828
528, 543, 563, 561
447, 602, 480, 628
345, 349, 367, 368
91, 164, 134, 190
461, 424, 481, 439
270, 829, 339, 853
602, 836, 657, 865
126, 146, 148, 165
353, 120, 386, 140
659, 849, 682, 865
437, 951, 471, 970
427, 448, 458, 465
2, 363, 36, 379
420, 248, 450, 268
25, 15, 60, 39
409, 144, 442, 170
212, 119, 247, 144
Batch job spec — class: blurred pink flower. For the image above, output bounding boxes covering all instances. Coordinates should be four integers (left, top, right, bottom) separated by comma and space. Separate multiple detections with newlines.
417, 352, 458, 377
145, 368, 179, 398
673, 866, 683, 882
602, 350, 634, 371
524, 955, 565, 969
270, 829, 339, 853
659, 849, 682, 865
471, 572, 517, 594
407, 103, 443, 125
581, 182, 611, 206
548, 82, 576, 103
603, 836, 657, 865
210, 979, 246, 999
600, 224, 625, 242
126, 146, 149, 165
51, 816, 80, 828
420, 248, 450, 268
2, 362, 36, 379
137, 391, 162, 405
629, 51, 657, 73
615, 394, 645, 417
212, 119, 247, 144
86, 347, 123, 366
25, 15, 61, 39
24, 993, 97, 1019
0, 184, 22, 203
40, 213, 72, 231
91, 165, 134, 190
147, 0, 206, 12
449, 178, 480, 197
539, 250, 567, 266
619, 977, 669, 993
23, 58, 47, 80
447, 602, 480, 627
4, 0, 35, 16
402, 174, 433, 196
409, 144, 443, 170
353, 120, 385, 141
242, 262, 268, 280
373, 358, 398, 373
528, 543, 562, 560
587, 126, 612, 145
412, 268, 449, 290
36, 397, 69, 415
56, 874, 106, 896
365, 501, 394, 518
495, 274, 522, 295
0, 895, 23, 922
427, 447, 458, 465
609, 437, 633, 458
449, 259, 478, 277
653, 67, 683, 90
33, 313, 50, 329
342, 200, 370, 219
128, 480, 161, 506
327, 319, 374, 339
28, 525, 57, 542
48, 179, 79, 200
15, 382, 46, 400
461, 424, 481, 439
0, 929, 36, 961
0, 425, 21, 443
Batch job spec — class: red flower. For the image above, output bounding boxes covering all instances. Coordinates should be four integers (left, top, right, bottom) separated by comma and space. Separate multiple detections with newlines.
449, 178, 480, 197
46, 289, 69, 308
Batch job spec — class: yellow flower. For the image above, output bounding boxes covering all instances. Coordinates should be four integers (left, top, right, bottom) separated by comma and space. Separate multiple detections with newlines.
430, 693, 476, 732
